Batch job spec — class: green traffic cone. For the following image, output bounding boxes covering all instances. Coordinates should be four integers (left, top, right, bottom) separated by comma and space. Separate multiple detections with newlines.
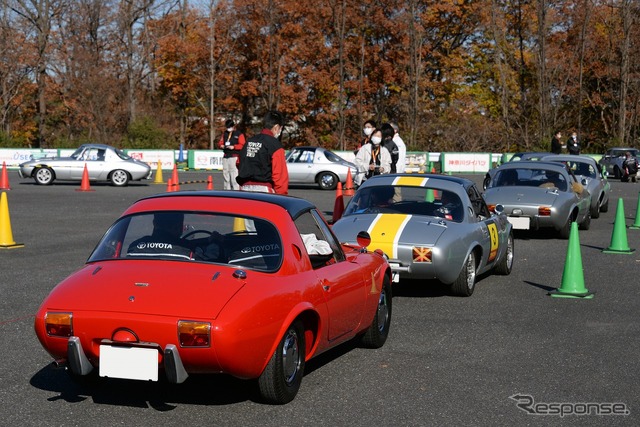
550, 222, 594, 299
630, 192, 640, 230
603, 198, 635, 254
425, 188, 435, 202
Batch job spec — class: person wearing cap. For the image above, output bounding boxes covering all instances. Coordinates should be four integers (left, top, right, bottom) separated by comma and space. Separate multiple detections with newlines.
217, 119, 246, 190
236, 110, 289, 194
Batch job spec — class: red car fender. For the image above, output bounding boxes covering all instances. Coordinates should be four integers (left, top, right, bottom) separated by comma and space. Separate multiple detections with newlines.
211, 277, 327, 379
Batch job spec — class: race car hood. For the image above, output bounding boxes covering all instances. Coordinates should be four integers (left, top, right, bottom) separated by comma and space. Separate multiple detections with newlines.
484, 186, 560, 206
40, 261, 246, 320
333, 213, 447, 258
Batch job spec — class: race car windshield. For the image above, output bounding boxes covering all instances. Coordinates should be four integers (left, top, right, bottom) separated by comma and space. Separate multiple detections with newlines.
88, 211, 283, 271
343, 185, 464, 222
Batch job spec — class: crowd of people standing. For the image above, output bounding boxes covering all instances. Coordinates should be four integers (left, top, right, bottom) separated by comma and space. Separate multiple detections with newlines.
219, 112, 408, 193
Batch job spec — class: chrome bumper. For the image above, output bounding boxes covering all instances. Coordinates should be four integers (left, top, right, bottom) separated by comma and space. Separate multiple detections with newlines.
66, 336, 189, 384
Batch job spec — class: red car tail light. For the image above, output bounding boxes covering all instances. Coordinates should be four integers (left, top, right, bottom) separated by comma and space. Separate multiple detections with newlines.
538, 206, 552, 216
45, 312, 73, 337
178, 321, 211, 347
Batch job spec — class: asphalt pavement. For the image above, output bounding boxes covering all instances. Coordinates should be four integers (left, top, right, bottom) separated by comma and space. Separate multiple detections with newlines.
1, 170, 639, 426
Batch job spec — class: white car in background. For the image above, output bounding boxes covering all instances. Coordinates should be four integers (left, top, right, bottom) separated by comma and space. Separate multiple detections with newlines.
18, 143, 152, 186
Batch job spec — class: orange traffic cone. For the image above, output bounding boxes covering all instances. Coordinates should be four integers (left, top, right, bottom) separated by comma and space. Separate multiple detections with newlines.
0, 162, 10, 190
0, 192, 24, 249
332, 182, 345, 223
166, 178, 173, 192
172, 164, 179, 191
207, 175, 213, 190
344, 169, 355, 196
76, 164, 94, 192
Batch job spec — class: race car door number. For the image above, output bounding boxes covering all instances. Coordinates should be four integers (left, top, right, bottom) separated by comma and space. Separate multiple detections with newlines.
99, 345, 158, 381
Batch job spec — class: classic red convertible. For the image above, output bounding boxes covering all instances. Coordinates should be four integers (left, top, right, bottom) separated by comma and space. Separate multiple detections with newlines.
34, 191, 391, 404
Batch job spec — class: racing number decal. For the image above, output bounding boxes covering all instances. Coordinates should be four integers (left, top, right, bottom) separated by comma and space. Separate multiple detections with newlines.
487, 222, 499, 262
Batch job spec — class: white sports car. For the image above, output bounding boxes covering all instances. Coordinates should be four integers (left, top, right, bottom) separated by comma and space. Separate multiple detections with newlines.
18, 143, 152, 186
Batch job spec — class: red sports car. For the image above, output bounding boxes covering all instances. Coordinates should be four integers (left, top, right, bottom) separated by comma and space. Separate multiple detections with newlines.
34, 191, 392, 404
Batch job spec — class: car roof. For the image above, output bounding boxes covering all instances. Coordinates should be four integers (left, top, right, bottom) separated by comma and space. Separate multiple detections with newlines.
136, 190, 315, 219
541, 155, 597, 164
497, 160, 569, 173
78, 143, 113, 150
358, 173, 476, 192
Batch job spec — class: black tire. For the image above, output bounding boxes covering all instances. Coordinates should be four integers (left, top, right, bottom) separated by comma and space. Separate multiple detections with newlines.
360, 275, 392, 349
34, 167, 54, 185
559, 216, 572, 239
494, 232, 514, 275
317, 172, 338, 190
600, 197, 609, 213
450, 251, 476, 297
613, 166, 621, 179
579, 210, 591, 230
482, 174, 491, 190
257, 320, 305, 404
591, 199, 601, 219
110, 169, 129, 187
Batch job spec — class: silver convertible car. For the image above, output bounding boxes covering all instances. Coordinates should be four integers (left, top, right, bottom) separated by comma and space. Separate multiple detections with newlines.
286, 146, 361, 190
18, 143, 152, 186
541, 155, 610, 218
332, 174, 514, 297
483, 161, 592, 238
598, 147, 639, 181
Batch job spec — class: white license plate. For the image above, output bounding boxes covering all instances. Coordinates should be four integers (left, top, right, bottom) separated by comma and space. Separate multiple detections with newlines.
99, 345, 158, 381
507, 216, 530, 230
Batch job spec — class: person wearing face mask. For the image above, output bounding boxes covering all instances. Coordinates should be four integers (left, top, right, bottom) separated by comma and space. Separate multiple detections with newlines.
354, 119, 377, 154
354, 128, 392, 185
566, 131, 580, 155
381, 123, 399, 173
217, 119, 246, 190
236, 110, 289, 194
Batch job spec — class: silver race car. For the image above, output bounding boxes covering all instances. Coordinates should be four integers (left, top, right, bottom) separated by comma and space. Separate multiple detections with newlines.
541, 155, 610, 218
286, 146, 361, 190
483, 161, 592, 238
598, 147, 639, 181
19, 143, 152, 186
332, 174, 513, 297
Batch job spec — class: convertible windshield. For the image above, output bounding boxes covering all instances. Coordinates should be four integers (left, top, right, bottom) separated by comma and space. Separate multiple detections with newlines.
89, 211, 283, 271
494, 168, 568, 191
343, 185, 464, 222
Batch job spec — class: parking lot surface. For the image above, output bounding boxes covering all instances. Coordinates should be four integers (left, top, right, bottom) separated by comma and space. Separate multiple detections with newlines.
1, 171, 638, 426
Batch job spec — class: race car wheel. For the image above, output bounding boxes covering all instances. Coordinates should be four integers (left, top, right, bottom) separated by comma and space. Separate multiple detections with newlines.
109, 169, 130, 187
482, 174, 491, 190
600, 197, 609, 213
258, 320, 305, 404
579, 210, 591, 230
34, 167, 54, 185
451, 251, 476, 297
317, 172, 338, 191
360, 275, 392, 349
495, 232, 514, 275
591, 200, 601, 219
559, 216, 572, 239
613, 166, 622, 180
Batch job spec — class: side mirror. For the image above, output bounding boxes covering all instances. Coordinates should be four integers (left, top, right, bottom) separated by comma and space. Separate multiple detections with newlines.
356, 231, 371, 248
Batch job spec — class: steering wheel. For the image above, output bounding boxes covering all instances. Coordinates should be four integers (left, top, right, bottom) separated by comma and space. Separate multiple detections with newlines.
181, 229, 213, 240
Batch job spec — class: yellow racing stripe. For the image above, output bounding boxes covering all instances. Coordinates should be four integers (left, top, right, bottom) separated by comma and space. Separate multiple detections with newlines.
367, 214, 411, 259
392, 176, 429, 187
